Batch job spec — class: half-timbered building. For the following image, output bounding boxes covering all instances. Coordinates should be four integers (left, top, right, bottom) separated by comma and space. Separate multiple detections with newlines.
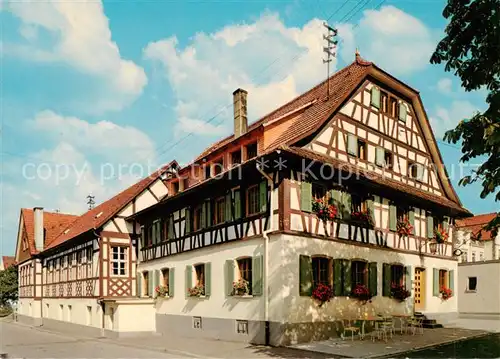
15, 162, 178, 335
130, 53, 471, 345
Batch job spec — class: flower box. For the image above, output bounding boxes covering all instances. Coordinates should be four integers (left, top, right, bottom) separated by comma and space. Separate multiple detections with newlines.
390, 283, 411, 302
434, 228, 449, 243
440, 286, 452, 300
232, 278, 250, 296
312, 283, 333, 307
155, 285, 168, 298
188, 284, 205, 297
350, 211, 374, 228
312, 199, 337, 222
429, 240, 438, 254
397, 218, 413, 236
352, 284, 373, 304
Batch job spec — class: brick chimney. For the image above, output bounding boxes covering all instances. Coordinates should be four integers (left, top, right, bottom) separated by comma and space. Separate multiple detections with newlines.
233, 88, 248, 138
34, 207, 44, 252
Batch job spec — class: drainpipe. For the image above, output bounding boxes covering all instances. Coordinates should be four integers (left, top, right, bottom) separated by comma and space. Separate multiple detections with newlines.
98, 298, 105, 338
256, 163, 275, 346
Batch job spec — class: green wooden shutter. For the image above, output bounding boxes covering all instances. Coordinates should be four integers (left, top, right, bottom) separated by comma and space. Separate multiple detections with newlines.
140, 225, 145, 249
206, 200, 212, 227
369, 262, 378, 296
259, 181, 267, 213
299, 255, 312, 296
169, 268, 175, 297
201, 202, 206, 229
342, 259, 352, 296
405, 266, 412, 291
333, 259, 343, 296
185, 209, 191, 234
148, 270, 154, 297
331, 189, 341, 207
433, 268, 439, 296
225, 260, 234, 296
366, 198, 375, 223
225, 192, 232, 222
168, 217, 174, 240
152, 221, 157, 245
375, 147, 385, 167
427, 215, 434, 239
347, 134, 357, 156
382, 264, 391, 297
154, 270, 160, 295
408, 209, 415, 234
389, 204, 397, 231
442, 217, 449, 231
342, 192, 352, 219
448, 270, 454, 294
185, 265, 192, 297
371, 87, 380, 109
204, 262, 211, 296
398, 103, 407, 122
300, 181, 312, 212
137, 273, 142, 297
416, 164, 424, 181
252, 255, 263, 296
234, 190, 242, 219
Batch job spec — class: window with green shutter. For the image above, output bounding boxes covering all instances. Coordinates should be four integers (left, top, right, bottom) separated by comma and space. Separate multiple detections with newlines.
204, 262, 211, 296
137, 272, 142, 297
408, 209, 415, 234
167, 216, 174, 240
185, 265, 192, 297
333, 259, 343, 296
369, 262, 378, 296
300, 181, 312, 212
375, 147, 385, 167
259, 181, 267, 213
185, 209, 191, 235
432, 268, 439, 296
427, 215, 434, 239
225, 260, 235, 296
382, 263, 391, 297
299, 255, 312, 296
252, 256, 263, 296
371, 87, 381, 109
140, 225, 145, 249
341, 192, 352, 220
342, 259, 352, 296
347, 134, 358, 156
398, 102, 407, 122
389, 204, 397, 231
234, 189, 242, 219
168, 268, 175, 297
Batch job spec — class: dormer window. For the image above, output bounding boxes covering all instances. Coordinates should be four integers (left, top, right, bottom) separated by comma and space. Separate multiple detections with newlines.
213, 158, 224, 176
171, 181, 179, 195
204, 165, 211, 180
231, 150, 242, 166
245, 142, 257, 159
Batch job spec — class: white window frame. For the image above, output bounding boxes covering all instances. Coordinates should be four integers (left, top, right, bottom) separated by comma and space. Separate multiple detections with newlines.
111, 246, 127, 276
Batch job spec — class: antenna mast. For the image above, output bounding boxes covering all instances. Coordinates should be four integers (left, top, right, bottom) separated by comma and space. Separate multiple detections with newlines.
86, 195, 95, 210
322, 22, 338, 99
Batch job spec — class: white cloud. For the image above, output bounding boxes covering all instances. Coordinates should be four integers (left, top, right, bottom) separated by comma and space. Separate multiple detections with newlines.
144, 13, 328, 136
430, 100, 477, 138
4, 0, 147, 113
338, 6, 436, 75
30, 110, 155, 163
437, 78, 453, 94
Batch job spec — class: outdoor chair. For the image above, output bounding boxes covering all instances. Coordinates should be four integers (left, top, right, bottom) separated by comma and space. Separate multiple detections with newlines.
408, 316, 424, 335
341, 319, 361, 341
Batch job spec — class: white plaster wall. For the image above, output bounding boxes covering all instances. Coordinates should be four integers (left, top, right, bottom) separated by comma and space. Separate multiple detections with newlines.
139, 237, 266, 321
275, 233, 457, 323
458, 261, 500, 315
18, 298, 40, 318
42, 298, 101, 328
111, 302, 156, 332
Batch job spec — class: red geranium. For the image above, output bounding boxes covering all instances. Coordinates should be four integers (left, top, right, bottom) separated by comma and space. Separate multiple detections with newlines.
440, 287, 453, 300
312, 283, 333, 306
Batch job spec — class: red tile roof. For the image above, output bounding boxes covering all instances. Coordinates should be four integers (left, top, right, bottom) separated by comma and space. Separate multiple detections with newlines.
21, 209, 78, 255
44, 162, 176, 251
280, 146, 471, 215
456, 212, 498, 240
2, 256, 16, 269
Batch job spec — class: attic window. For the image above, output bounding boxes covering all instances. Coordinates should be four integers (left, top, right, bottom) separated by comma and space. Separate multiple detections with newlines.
95, 212, 103, 219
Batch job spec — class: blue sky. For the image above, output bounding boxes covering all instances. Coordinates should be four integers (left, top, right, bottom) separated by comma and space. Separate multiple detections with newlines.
1, 0, 498, 256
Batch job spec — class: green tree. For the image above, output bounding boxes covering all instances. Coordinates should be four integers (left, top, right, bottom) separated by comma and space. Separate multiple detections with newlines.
430, 0, 500, 236
0, 266, 18, 307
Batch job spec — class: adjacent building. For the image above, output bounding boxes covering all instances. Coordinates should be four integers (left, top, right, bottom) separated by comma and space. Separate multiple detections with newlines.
455, 213, 500, 263
16, 53, 472, 345
1, 256, 16, 270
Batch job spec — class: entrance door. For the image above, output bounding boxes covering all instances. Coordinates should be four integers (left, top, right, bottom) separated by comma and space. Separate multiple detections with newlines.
414, 268, 426, 311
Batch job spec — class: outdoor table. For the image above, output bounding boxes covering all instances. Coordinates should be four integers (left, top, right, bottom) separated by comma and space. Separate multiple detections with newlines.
392, 314, 411, 334
355, 316, 385, 338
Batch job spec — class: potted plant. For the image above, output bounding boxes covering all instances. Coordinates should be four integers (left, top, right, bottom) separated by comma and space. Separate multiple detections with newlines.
350, 210, 375, 228
351, 284, 373, 304
232, 278, 250, 296
397, 217, 413, 236
188, 284, 205, 297
155, 285, 168, 298
440, 287, 453, 300
390, 283, 411, 302
434, 228, 449, 244
312, 283, 333, 307
312, 198, 337, 222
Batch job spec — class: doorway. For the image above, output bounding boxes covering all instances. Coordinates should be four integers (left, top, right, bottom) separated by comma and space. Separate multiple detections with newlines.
414, 267, 426, 311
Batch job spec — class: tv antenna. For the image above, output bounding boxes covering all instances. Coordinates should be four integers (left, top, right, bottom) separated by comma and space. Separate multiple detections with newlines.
322, 22, 338, 99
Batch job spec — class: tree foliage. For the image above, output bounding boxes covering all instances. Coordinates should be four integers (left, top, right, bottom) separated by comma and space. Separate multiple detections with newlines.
430, 0, 500, 235
0, 266, 18, 307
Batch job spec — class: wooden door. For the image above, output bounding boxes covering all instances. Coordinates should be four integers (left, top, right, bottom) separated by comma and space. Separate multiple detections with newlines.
414, 267, 425, 311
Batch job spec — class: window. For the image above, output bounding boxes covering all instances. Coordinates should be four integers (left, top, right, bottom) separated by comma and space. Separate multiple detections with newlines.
408, 161, 418, 179
351, 261, 368, 287
357, 139, 367, 160
214, 196, 226, 225
246, 185, 260, 216
390, 264, 404, 287
472, 252, 476, 262
479, 252, 484, 261
390, 97, 398, 118
351, 194, 366, 213
381, 91, 389, 113
142, 272, 149, 297
194, 264, 205, 287
182, 178, 189, 191
438, 269, 448, 289
384, 150, 393, 169
467, 277, 477, 291
231, 150, 242, 166
204, 164, 211, 179
111, 246, 127, 276
162, 268, 169, 293
245, 142, 258, 159
237, 258, 252, 294
312, 183, 326, 201
193, 205, 203, 231
213, 158, 224, 176
461, 250, 468, 263
171, 181, 179, 195
397, 207, 409, 222
312, 257, 330, 288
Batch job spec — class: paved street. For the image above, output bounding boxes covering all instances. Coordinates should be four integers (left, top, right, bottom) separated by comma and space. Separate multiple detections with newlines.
0, 319, 331, 358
